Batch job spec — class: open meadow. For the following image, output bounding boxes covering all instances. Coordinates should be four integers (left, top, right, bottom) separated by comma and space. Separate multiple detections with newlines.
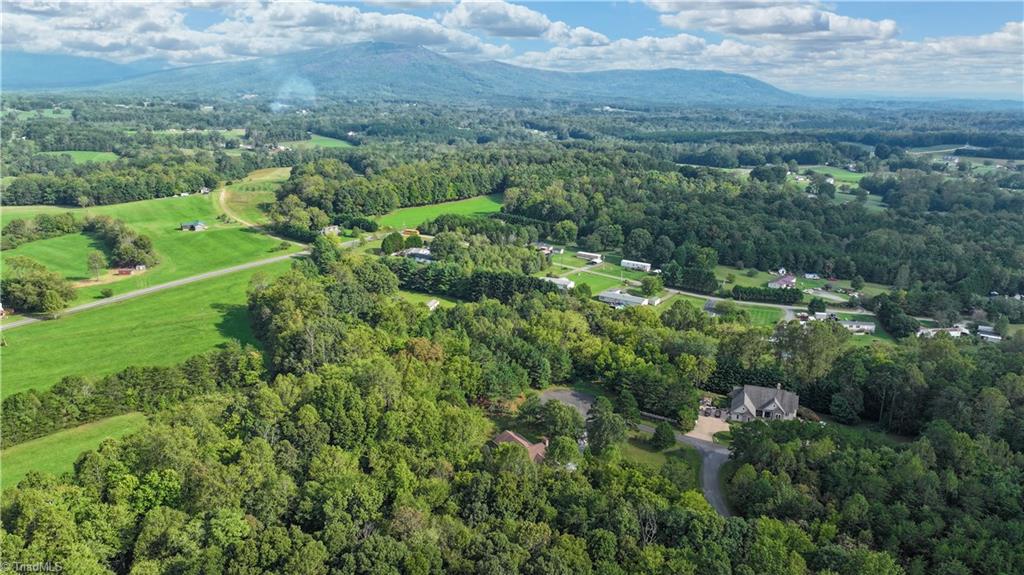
0, 413, 147, 490
1, 259, 292, 398
280, 134, 353, 149
38, 150, 119, 164
3, 192, 301, 303
222, 167, 292, 226
374, 193, 503, 230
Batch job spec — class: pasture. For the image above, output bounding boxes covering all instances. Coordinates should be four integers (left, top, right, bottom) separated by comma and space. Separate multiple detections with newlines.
1, 259, 293, 398
3, 193, 301, 303
804, 165, 864, 184
223, 167, 292, 226
280, 134, 353, 149
375, 194, 503, 230
1, 233, 107, 280
38, 150, 118, 164
0, 413, 147, 490
8, 108, 72, 120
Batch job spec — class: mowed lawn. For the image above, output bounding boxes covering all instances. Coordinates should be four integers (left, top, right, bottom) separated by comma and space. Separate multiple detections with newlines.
804, 165, 864, 184
1, 259, 292, 398
375, 194, 503, 230
38, 150, 118, 164
4, 194, 301, 303
743, 305, 784, 326
280, 134, 353, 149
1, 233, 108, 280
564, 270, 627, 294
223, 167, 292, 226
1, 413, 147, 490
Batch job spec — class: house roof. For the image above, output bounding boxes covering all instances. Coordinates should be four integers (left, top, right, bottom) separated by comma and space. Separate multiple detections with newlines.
493, 430, 547, 462
730, 384, 799, 418
768, 274, 797, 287
181, 220, 206, 226
598, 289, 649, 306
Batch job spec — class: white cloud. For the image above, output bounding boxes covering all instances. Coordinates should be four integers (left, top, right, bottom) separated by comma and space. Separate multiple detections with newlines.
511, 21, 1023, 98
658, 2, 898, 41
441, 0, 608, 46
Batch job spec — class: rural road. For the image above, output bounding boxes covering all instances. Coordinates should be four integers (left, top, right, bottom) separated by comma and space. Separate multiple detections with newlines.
552, 261, 868, 319
540, 388, 733, 517
0, 251, 308, 332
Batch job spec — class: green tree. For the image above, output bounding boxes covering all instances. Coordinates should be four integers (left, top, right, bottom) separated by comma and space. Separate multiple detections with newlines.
650, 421, 676, 451
381, 232, 404, 254
851, 275, 865, 290
87, 250, 107, 280
586, 397, 626, 455
551, 220, 578, 244
617, 389, 641, 428
639, 275, 664, 297
808, 297, 827, 314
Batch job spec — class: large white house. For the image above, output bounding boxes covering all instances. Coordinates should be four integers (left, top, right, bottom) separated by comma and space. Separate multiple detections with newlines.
597, 289, 649, 307
541, 276, 576, 290
619, 259, 652, 272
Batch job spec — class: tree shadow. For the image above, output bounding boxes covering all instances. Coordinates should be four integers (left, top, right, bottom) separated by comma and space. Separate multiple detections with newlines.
211, 302, 259, 347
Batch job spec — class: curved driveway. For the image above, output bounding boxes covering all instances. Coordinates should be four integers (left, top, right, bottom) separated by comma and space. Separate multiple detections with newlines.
540, 388, 732, 516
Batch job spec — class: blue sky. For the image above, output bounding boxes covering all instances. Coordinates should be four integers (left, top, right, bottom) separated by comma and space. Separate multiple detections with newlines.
4, 1, 1022, 98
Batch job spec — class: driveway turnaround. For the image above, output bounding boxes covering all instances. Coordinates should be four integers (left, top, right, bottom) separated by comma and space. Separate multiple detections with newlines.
539, 388, 733, 517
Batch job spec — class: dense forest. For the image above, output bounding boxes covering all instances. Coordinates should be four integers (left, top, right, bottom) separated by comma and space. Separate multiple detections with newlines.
2, 94, 1023, 574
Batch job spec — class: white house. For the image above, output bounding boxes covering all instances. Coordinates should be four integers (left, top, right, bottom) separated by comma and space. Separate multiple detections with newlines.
620, 259, 652, 273
839, 321, 876, 334
541, 277, 576, 290
917, 326, 968, 338
597, 289, 649, 307
398, 247, 434, 264
576, 251, 603, 264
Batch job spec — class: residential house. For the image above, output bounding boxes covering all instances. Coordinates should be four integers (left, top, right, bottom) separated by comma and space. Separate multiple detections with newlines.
397, 247, 434, 264
768, 274, 797, 289
180, 221, 207, 231
620, 259, 652, 273
729, 384, 799, 422
541, 277, 576, 290
917, 326, 968, 338
492, 430, 548, 463
597, 289, 649, 308
320, 225, 340, 236
576, 251, 603, 264
424, 299, 441, 312
804, 273, 821, 280
978, 332, 1003, 343
532, 242, 564, 256
839, 320, 876, 334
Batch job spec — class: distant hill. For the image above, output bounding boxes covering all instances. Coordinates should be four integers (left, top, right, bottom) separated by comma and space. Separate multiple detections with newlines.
4, 43, 800, 107
2, 52, 166, 90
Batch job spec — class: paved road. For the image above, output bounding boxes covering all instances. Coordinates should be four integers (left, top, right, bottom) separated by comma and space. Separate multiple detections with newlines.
553, 262, 869, 318
539, 388, 733, 517
0, 251, 308, 332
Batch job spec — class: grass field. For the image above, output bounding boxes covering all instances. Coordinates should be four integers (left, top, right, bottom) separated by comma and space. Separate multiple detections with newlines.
38, 150, 118, 164
375, 194, 503, 230
596, 260, 651, 282
397, 290, 460, 309
223, 167, 292, 226
564, 270, 627, 294
1, 259, 293, 398
1, 233, 108, 280
0, 413, 147, 490
804, 165, 865, 184
9, 108, 72, 120
744, 305, 784, 326
3, 193, 301, 303
621, 431, 701, 490
833, 190, 887, 212
280, 134, 353, 149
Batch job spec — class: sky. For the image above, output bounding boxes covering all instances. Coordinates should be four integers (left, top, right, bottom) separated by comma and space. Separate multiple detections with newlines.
3, 1, 1023, 99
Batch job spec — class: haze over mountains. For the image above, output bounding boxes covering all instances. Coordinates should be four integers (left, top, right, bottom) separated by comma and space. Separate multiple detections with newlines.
3, 42, 799, 107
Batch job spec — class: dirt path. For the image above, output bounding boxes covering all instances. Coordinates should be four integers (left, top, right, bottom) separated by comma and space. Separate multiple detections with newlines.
216, 185, 257, 228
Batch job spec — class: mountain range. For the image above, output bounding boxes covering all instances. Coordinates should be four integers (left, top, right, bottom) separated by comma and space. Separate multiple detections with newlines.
3, 43, 800, 107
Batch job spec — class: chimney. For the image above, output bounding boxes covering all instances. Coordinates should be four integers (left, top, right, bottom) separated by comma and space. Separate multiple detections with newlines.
541, 437, 549, 447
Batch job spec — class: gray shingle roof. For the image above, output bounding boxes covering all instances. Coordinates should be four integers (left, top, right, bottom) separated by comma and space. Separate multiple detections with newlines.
730, 384, 799, 418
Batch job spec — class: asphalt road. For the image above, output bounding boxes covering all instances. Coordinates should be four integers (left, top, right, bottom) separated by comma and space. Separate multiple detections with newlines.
0, 251, 308, 332
539, 388, 733, 517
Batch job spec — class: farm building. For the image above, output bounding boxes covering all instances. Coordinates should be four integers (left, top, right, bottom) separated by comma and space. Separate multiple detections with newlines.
541, 277, 576, 290
729, 384, 799, 422
597, 289, 649, 307
492, 430, 548, 463
839, 321, 876, 334
180, 221, 207, 231
620, 259, 652, 272
576, 251, 603, 264
978, 332, 1003, 343
768, 274, 797, 289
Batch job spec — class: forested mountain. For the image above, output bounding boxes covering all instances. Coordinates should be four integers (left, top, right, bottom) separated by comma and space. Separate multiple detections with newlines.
6, 43, 798, 106
1, 52, 165, 90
